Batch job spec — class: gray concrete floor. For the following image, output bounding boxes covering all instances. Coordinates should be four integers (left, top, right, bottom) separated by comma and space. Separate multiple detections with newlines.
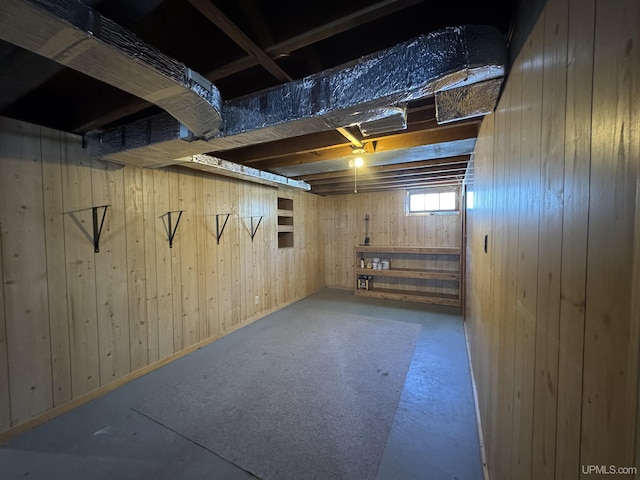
0, 288, 483, 480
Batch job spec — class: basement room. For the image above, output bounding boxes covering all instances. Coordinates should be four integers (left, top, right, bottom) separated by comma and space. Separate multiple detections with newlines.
0, 0, 639, 479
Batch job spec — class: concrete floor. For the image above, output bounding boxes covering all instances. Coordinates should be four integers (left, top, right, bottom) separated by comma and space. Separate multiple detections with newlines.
0, 288, 484, 480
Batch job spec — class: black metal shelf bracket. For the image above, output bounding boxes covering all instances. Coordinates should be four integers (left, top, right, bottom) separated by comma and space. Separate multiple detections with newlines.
63, 204, 110, 253
249, 216, 263, 242
92, 205, 110, 253
215, 213, 231, 245
161, 210, 184, 248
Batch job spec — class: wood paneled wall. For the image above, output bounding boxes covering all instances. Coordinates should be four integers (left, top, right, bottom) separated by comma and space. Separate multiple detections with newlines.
323, 190, 461, 289
465, 0, 640, 478
0, 117, 325, 436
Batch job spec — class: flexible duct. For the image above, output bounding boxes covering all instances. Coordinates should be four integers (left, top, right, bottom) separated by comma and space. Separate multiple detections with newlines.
97, 24, 506, 167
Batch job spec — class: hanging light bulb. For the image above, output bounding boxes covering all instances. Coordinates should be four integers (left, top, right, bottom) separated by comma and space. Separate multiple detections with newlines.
350, 147, 366, 193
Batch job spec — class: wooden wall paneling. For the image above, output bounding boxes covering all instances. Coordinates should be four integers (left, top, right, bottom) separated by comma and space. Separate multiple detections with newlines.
142, 167, 160, 364
387, 191, 397, 246
0, 120, 53, 425
491, 70, 515, 480
216, 178, 232, 334
91, 158, 131, 384
373, 191, 388, 245
465, 115, 495, 455
61, 133, 100, 397
238, 183, 253, 320
581, 0, 639, 468
0, 223, 9, 431
153, 168, 175, 359
296, 191, 304, 295
479, 113, 498, 467
229, 180, 242, 326
178, 170, 199, 348
195, 172, 208, 340
264, 188, 277, 310
555, 0, 594, 477
255, 186, 265, 312
330, 194, 342, 288
124, 166, 149, 371
486, 80, 508, 480
511, 18, 543, 480
203, 174, 219, 340
40, 128, 71, 407
169, 167, 183, 352
251, 184, 262, 317
307, 193, 319, 292
308, 194, 322, 291
504, 50, 531, 480
634, 48, 640, 473
322, 195, 333, 287
531, 1, 567, 477
304, 193, 313, 292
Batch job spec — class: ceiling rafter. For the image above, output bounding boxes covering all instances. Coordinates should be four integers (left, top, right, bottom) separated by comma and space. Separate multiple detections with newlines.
245, 122, 479, 170
296, 156, 470, 181
187, 0, 292, 82
204, 0, 423, 81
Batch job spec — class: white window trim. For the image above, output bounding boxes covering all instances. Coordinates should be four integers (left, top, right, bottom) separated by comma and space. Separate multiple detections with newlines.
405, 187, 460, 216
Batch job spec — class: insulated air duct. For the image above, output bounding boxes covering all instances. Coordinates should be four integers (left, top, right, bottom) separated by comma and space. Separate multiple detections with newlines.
0, 0, 221, 136
97, 24, 507, 167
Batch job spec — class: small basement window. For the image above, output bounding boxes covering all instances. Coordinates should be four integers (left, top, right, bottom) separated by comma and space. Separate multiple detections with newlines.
406, 188, 459, 215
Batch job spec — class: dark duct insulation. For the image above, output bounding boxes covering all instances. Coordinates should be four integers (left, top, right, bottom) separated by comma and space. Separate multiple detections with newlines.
97, 24, 507, 168
0, 0, 222, 136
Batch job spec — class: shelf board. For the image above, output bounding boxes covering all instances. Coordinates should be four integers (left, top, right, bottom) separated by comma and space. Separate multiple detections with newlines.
355, 267, 459, 280
277, 209, 294, 217
355, 245, 460, 255
355, 288, 460, 306
277, 225, 294, 232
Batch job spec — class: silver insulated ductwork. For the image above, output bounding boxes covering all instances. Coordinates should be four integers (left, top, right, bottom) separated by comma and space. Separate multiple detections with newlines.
97, 24, 507, 168
0, 0, 222, 136
0, 0, 507, 172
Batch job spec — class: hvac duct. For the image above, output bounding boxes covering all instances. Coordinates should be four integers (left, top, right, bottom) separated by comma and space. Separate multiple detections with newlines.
96, 24, 507, 167
0, 0, 222, 136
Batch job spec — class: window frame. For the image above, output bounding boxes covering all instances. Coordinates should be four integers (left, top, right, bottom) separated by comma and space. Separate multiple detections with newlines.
405, 187, 460, 216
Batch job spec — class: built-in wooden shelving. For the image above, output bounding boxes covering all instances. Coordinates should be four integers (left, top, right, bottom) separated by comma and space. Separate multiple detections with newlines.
354, 245, 461, 307
277, 197, 294, 248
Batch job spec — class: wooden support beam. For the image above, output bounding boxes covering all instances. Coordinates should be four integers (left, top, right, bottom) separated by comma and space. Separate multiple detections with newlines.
187, 0, 292, 83
204, 0, 423, 81
247, 123, 478, 170
295, 155, 470, 181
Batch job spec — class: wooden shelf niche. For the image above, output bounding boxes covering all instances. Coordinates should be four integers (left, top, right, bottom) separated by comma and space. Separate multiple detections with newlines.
354, 246, 461, 307
277, 196, 294, 248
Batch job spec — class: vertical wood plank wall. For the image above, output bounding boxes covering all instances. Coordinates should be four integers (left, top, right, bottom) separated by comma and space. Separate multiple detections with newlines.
465, 0, 640, 478
323, 190, 462, 290
0, 118, 325, 436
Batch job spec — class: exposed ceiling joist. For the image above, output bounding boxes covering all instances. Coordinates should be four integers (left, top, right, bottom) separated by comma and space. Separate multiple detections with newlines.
187, 0, 292, 83
0, 0, 516, 195
204, 0, 424, 81
296, 155, 470, 182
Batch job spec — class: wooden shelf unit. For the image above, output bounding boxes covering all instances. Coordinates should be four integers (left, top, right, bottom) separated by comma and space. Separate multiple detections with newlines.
277, 197, 294, 248
354, 245, 461, 307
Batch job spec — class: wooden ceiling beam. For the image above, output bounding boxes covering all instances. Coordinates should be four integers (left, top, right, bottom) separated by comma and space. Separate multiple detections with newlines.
247, 123, 478, 169
312, 179, 463, 195
307, 166, 469, 186
204, 0, 423, 81
295, 155, 470, 181
188, 0, 292, 83
312, 169, 465, 185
